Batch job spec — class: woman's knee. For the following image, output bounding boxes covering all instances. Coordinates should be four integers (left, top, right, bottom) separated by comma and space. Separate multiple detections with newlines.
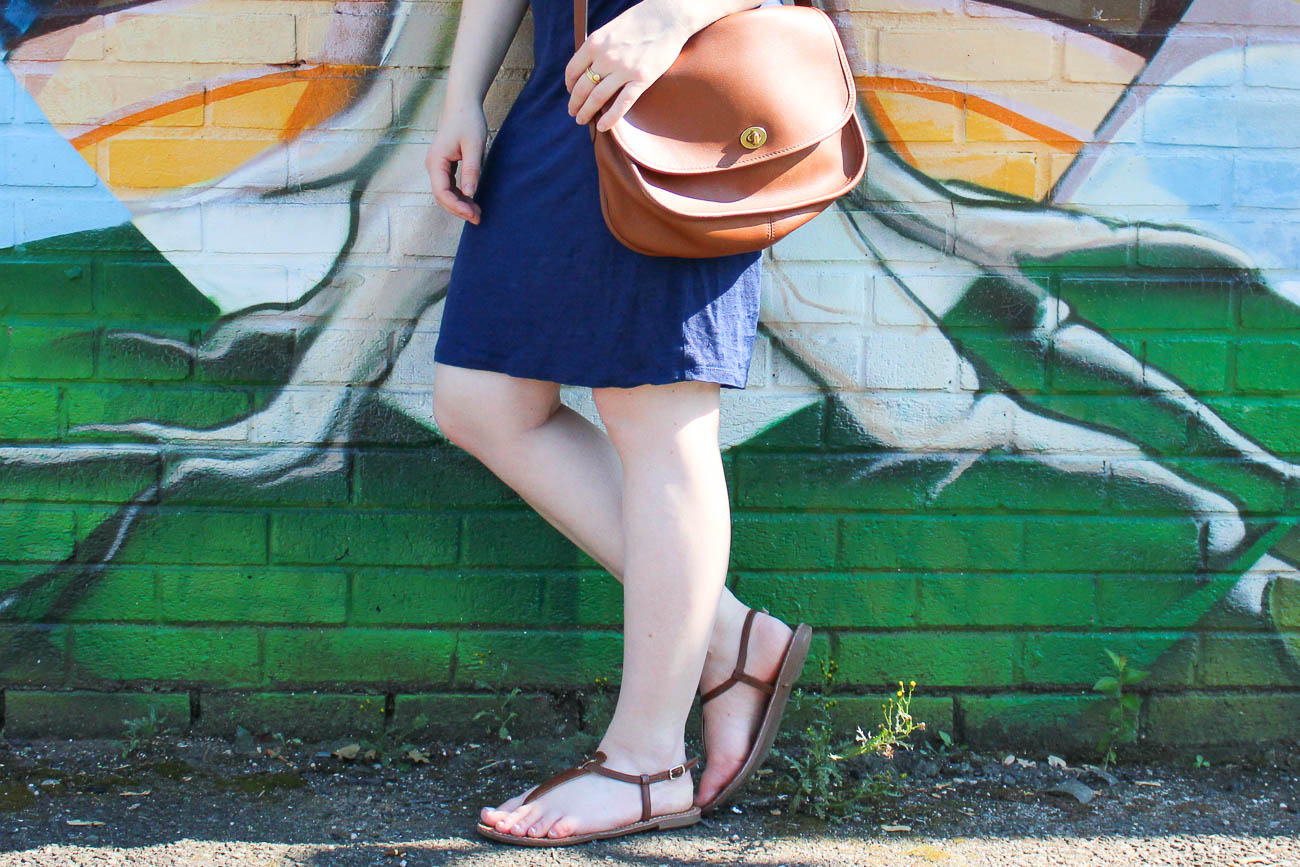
592, 381, 720, 452
430, 372, 479, 448
432, 362, 560, 450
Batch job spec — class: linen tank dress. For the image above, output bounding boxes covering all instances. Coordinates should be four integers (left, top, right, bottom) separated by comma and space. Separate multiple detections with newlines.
431, 0, 764, 390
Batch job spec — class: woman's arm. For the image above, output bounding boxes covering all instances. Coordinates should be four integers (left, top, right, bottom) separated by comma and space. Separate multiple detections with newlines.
564, 0, 768, 131
425, 0, 530, 224
443, 0, 531, 120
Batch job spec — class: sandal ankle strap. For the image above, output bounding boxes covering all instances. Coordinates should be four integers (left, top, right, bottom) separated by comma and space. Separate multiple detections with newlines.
700, 607, 780, 704
522, 750, 700, 823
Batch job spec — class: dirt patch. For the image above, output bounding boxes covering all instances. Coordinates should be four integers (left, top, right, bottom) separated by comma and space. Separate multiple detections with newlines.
1, 733, 1297, 865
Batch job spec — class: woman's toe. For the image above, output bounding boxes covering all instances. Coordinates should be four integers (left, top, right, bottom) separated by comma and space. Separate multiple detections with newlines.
481, 791, 530, 826
527, 811, 560, 838
498, 793, 528, 814
496, 805, 529, 832
548, 816, 579, 839
697, 758, 741, 803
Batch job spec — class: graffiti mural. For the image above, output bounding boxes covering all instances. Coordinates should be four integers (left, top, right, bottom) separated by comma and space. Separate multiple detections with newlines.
1, 0, 1297, 743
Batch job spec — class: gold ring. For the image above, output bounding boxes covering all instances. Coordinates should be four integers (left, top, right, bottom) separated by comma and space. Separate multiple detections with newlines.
585, 67, 602, 84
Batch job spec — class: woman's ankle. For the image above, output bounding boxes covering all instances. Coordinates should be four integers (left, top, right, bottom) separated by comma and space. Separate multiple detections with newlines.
707, 593, 752, 659
596, 729, 688, 772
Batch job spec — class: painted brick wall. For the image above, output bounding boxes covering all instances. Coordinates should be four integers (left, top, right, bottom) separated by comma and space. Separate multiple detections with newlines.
1, 0, 1299, 752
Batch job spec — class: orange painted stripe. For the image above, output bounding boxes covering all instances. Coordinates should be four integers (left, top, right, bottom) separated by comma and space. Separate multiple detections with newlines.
856, 75, 1081, 151
280, 75, 367, 143
69, 62, 369, 150
860, 89, 915, 163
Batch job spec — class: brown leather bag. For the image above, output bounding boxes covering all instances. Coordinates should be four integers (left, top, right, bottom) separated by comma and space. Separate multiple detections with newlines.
574, 0, 867, 258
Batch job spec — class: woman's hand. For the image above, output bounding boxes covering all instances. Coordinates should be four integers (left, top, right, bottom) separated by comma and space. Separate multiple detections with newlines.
563, 0, 695, 132
426, 104, 487, 225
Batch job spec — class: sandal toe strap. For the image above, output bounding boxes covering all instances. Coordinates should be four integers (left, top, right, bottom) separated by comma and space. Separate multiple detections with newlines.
522, 751, 700, 823
700, 608, 780, 704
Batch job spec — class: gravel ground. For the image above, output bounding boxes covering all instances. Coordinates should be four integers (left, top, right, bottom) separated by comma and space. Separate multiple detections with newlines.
1, 732, 1297, 866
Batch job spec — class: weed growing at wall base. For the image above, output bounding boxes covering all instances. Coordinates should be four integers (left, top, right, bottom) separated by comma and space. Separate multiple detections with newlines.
331, 712, 433, 768
772, 660, 925, 822
469, 652, 523, 743
119, 705, 175, 759
1093, 648, 1148, 769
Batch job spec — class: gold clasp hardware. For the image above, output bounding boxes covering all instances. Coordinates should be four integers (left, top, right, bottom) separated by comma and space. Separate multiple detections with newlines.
740, 126, 767, 150
667, 763, 687, 780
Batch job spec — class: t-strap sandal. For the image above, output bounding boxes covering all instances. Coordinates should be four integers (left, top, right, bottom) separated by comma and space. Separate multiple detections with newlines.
696, 608, 813, 816
475, 750, 702, 847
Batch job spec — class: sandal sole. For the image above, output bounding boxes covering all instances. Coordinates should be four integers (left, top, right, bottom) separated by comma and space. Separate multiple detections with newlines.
475, 808, 701, 847
698, 621, 813, 816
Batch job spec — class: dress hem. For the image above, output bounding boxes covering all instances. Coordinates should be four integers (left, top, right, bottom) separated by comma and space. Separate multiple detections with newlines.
433, 345, 750, 390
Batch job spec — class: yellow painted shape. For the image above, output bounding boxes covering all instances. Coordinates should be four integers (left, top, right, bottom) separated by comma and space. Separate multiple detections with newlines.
212, 74, 368, 139
138, 102, 205, 128
860, 77, 1069, 199
106, 137, 277, 189
967, 109, 1080, 151
210, 79, 312, 130
911, 149, 1040, 200
871, 90, 958, 143
65, 64, 367, 193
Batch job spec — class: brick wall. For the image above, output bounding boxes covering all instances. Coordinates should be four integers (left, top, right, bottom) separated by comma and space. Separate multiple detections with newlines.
1, 0, 1299, 752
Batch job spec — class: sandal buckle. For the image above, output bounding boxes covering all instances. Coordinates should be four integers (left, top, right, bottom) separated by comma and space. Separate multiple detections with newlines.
668, 763, 687, 780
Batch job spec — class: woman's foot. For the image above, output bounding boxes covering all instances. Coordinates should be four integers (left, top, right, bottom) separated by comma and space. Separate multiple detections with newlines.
478, 744, 695, 840
695, 609, 795, 807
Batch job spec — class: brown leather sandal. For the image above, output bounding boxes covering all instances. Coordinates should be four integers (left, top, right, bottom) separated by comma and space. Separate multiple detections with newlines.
475, 750, 702, 847
696, 608, 813, 816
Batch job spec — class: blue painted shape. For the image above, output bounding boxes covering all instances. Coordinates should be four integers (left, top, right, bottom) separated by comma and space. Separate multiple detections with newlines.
0, 61, 132, 243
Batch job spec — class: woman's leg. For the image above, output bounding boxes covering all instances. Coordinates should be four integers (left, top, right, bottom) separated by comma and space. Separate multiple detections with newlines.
432, 362, 792, 806
476, 379, 727, 836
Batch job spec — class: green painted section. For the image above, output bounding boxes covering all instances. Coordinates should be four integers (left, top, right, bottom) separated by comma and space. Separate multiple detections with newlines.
5, 690, 191, 739
1147, 694, 1300, 746
961, 694, 1114, 753
196, 692, 388, 739
2, 165, 1300, 748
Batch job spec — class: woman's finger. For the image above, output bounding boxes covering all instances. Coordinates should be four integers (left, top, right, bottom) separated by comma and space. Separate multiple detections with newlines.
458, 140, 482, 198
594, 80, 646, 131
574, 74, 627, 125
563, 41, 594, 91
426, 149, 452, 197
429, 152, 480, 224
567, 68, 598, 116
436, 182, 479, 223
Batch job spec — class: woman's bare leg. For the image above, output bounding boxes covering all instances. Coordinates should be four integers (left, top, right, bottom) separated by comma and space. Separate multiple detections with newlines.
432, 362, 793, 807
471, 380, 722, 836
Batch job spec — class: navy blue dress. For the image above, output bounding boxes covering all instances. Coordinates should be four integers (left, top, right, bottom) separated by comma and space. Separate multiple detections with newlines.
432, 0, 763, 390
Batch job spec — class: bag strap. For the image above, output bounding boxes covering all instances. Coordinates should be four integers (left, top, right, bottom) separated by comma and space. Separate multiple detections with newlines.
574, 0, 813, 52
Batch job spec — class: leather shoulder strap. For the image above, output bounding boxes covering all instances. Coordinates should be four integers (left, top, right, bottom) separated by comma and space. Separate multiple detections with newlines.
575, 0, 813, 51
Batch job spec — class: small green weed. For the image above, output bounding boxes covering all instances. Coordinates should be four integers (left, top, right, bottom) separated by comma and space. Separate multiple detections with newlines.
233, 727, 304, 758
1092, 648, 1148, 768
560, 675, 617, 757
772, 660, 925, 822
120, 705, 174, 758
581, 676, 617, 731
332, 712, 433, 768
1193, 753, 1211, 768
469, 651, 522, 743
